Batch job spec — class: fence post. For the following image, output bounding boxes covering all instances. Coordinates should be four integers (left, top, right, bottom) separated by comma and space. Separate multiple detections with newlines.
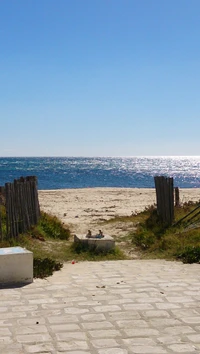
0, 187, 4, 240
0, 204, 2, 241
32, 176, 40, 223
5, 183, 11, 238
154, 176, 174, 227
175, 187, 180, 207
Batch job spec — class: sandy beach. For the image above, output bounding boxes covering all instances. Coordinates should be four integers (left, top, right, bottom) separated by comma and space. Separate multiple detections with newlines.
39, 188, 200, 237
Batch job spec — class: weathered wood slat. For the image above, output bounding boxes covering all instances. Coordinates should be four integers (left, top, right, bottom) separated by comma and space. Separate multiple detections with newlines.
175, 187, 180, 207
154, 176, 174, 226
0, 204, 2, 240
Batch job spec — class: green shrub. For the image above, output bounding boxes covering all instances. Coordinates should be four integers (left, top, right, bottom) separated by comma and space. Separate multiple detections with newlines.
71, 241, 110, 255
133, 227, 156, 250
177, 246, 200, 264
39, 212, 70, 240
33, 257, 63, 278
158, 235, 182, 252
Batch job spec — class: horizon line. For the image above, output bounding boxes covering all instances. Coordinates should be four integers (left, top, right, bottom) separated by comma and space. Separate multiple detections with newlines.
0, 155, 200, 158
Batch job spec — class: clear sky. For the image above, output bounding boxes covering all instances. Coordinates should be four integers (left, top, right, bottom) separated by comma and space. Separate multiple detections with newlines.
1, 0, 200, 157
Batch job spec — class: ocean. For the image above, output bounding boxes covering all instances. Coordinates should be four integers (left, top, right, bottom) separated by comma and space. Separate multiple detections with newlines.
0, 156, 199, 190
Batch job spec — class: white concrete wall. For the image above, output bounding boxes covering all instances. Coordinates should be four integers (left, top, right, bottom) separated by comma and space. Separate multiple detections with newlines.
0, 248, 33, 284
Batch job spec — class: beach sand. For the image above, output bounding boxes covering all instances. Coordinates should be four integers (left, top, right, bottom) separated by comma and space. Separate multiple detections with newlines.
39, 188, 200, 238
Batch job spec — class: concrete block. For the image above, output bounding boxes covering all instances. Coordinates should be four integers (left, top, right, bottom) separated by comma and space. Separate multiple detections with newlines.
0, 247, 33, 285
74, 234, 115, 252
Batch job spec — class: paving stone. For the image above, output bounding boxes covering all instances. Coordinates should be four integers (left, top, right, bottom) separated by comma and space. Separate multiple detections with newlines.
163, 326, 195, 335
121, 292, 149, 298
50, 323, 80, 332
171, 308, 200, 317
109, 311, 141, 320
56, 331, 87, 341
182, 316, 200, 324
81, 313, 106, 321
98, 349, 128, 354
0, 320, 13, 327
0, 311, 27, 319
0, 307, 8, 312
58, 352, 90, 354
47, 314, 79, 323
89, 329, 121, 338
15, 325, 48, 334
167, 343, 197, 352
82, 321, 113, 330
28, 298, 58, 304
116, 320, 149, 328
64, 307, 89, 314
17, 317, 46, 325
12, 305, 38, 312
93, 305, 121, 312
155, 303, 181, 309
91, 338, 120, 348
57, 341, 89, 351
142, 310, 170, 318
123, 303, 154, 310
158, 335, 188, 344
187, 334, 200, 342
149, 318, 181, 327
0, 337, 13, 344
136, 297, 164, 303
123, 338, 156, 346
166, 296, 194, 303
129, 346, 167, 353
124, 328, 159, 337
16, 334, 52, 343
41, 303, 73, 309
0, 343, 23, 354
24, 343, 55, 353
108, 298, 135, 305
0, 328, 11, 335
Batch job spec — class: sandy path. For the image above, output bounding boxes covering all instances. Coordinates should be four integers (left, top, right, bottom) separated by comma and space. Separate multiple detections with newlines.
38, 188, 200, 237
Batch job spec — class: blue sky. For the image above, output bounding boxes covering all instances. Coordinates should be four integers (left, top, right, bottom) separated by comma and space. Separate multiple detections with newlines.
0, 0, 200, 156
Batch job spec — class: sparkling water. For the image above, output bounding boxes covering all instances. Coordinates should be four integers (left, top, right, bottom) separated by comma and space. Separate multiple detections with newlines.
0, 156, 199, 190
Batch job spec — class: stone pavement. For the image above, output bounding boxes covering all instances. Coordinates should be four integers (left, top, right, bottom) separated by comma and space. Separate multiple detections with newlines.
1, 260, 200, 353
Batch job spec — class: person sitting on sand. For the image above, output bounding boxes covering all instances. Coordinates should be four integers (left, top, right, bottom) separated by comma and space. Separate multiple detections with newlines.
86, 230, 92, 238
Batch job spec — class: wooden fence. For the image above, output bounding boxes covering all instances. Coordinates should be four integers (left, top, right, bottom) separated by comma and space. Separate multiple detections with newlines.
0, 176, 40, 240
154, 176, 174, 227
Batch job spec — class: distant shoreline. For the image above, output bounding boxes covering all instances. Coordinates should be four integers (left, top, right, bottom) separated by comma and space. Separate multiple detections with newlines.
38, 186, 200, 191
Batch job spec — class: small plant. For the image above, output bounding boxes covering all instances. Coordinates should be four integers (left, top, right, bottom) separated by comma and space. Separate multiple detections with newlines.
177, 246, 200, 264
133, 226, 156, 250
72, 241, 112, 255
71, 242, 126, 260
39, 212, 70, 240
33, 257, 63, 278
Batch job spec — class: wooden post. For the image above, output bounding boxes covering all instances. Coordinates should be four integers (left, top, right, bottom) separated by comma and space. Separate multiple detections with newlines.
32, 176, 40, 224
5, 183, 11, 238
26, 176, 34, 225
10, 182, 18, 238
175, 187, 180, 207
154, 176, 174, 227
20, 177, 31, 231
0, 203, 2, 241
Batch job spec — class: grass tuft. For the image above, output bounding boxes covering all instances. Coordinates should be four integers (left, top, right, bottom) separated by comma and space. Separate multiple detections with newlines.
38, 212, 70, 240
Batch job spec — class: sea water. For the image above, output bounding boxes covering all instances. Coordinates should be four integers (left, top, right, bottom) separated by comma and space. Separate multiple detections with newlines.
0, 156, 199, 190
